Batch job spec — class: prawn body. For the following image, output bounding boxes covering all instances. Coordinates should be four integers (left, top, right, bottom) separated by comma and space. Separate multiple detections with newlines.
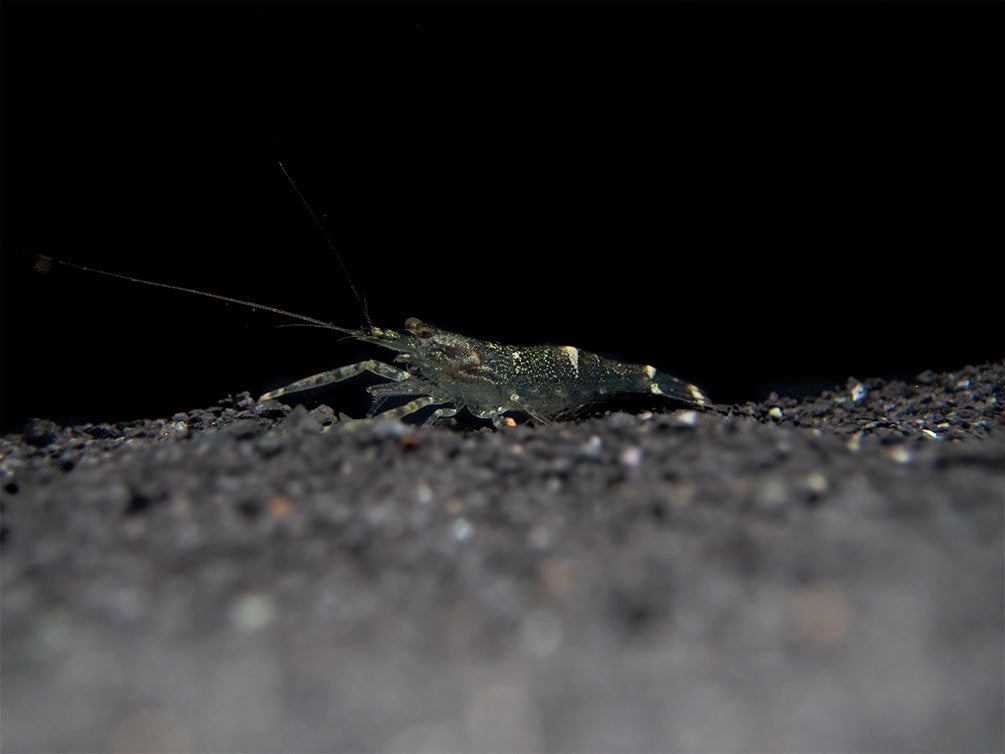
36, 167, 710, 428
261, 317, 710, 428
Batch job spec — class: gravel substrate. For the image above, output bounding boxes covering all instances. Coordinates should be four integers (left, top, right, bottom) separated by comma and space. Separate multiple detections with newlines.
2, 363, 1003, 752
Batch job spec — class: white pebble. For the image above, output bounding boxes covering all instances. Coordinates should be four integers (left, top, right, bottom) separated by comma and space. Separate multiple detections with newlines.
451, 518, 474, 541
677, 410, 698, 426
620, 446, 643, 468
229, 593, 276, 633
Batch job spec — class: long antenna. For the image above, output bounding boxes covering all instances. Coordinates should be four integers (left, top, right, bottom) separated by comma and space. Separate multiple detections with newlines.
277, 161, 373, 329
34, 254, 355, 335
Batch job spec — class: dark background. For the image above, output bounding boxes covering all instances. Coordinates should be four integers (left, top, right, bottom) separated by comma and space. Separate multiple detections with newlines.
2, 1, 1002, 433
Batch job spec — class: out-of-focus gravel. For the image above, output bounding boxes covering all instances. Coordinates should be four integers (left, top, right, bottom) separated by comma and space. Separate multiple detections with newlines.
2, 363, 1002, 752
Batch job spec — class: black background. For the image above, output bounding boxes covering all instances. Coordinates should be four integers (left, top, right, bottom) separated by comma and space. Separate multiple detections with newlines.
2, 1, 1002, 433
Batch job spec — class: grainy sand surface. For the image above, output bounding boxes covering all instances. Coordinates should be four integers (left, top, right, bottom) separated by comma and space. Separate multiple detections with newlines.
2, 363, 1002, 751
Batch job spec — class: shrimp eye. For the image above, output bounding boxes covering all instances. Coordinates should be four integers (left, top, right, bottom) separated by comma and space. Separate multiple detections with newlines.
404, 317, 423, 329
416, 326, 435, 340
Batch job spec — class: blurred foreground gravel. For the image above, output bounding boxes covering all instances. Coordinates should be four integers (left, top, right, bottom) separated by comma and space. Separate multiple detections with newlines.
2, 363, 1003, 752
